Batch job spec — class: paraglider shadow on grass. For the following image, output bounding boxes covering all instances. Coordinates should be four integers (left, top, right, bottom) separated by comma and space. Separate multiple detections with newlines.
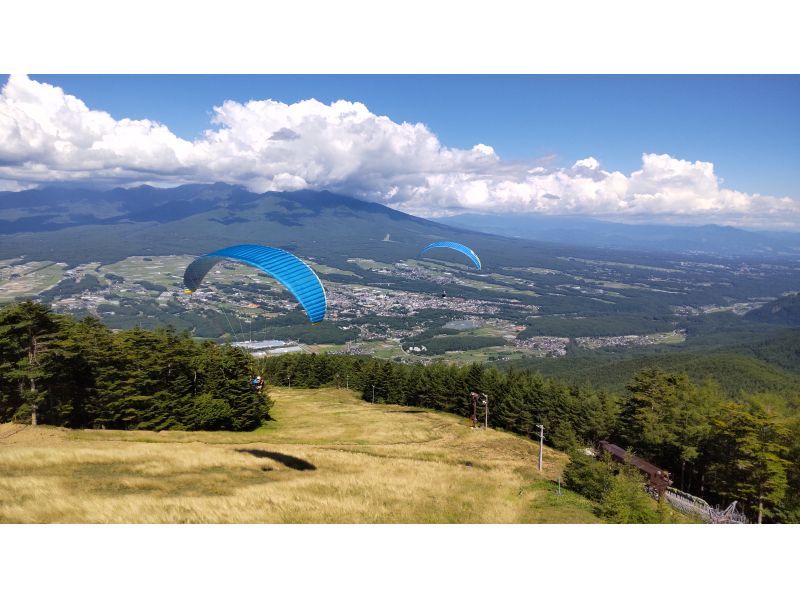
236, 449, 317, 471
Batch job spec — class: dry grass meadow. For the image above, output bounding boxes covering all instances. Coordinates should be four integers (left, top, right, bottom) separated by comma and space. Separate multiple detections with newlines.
0, 388, 600, 523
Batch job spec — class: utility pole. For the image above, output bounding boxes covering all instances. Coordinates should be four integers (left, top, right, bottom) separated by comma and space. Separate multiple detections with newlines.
536, 424, 544, 472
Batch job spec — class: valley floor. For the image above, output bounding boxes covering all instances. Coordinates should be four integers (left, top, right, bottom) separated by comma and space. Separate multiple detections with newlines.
0, 388, 599, 523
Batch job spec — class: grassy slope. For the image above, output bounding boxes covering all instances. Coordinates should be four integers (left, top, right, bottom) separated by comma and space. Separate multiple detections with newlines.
0, 388, 599, 523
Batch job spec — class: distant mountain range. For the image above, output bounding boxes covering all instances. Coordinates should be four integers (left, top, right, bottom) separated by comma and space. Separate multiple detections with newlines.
434, 213, 800, 258
0, 184, 508, 266
0, 183, 435, 235
1, 184, 799, 268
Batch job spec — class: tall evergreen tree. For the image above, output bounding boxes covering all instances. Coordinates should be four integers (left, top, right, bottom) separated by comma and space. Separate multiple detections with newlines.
705, 401, 790, 522
0, 301, 63, 424
619, 369, 680, 456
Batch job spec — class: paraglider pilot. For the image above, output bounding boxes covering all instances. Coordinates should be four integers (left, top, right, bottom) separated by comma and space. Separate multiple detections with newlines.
251, 375, 265, 392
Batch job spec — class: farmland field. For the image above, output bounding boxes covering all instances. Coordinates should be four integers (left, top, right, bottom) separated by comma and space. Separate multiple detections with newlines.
0, 260, 65, 301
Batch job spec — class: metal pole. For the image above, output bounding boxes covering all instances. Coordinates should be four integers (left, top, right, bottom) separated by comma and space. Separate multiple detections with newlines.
287, 375, 291, 389
482, 394, 488, 430
372, 384, 375, 403
536, 424, 544, 472
346, 374, 349, 390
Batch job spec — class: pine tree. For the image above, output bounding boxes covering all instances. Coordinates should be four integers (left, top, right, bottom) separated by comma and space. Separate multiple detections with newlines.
781, 416, 800, 521
670, 378, 721, 492
705, 401, 790, 522
619, 369, 679, 457
0, 301, 62, 424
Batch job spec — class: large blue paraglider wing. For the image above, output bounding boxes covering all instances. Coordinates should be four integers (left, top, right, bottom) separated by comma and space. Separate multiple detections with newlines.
183, 244, 327, 323
420, 241, 481, 270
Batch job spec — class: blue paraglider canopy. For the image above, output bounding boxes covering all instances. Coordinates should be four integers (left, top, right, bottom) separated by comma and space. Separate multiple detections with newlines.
420, 241, 482, 270
183, 244, 327, 323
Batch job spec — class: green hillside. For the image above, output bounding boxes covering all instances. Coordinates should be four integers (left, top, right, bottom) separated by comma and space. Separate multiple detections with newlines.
518, 350, 800, 396
744, 293, 800, 327
512, 316, 800, 396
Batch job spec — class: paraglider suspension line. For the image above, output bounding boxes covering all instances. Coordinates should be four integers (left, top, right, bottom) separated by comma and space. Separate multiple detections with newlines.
237, 314, 247, 340
222, 307, 242, 343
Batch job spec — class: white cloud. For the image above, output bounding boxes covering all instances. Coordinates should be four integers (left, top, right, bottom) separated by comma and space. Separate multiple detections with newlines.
1, 74, 797, 228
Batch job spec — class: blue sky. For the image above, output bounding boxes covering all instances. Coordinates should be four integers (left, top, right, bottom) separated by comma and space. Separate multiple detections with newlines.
2, 74, 799, 228
30, 74, 800, 199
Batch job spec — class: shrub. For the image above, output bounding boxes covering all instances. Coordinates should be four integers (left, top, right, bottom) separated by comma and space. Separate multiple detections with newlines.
597, 465, 659, 524
563, 450, 612, 502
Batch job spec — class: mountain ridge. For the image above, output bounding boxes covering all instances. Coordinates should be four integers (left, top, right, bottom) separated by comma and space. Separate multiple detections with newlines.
0, 184, 497, 266
1, 184, 797, 268
434, 212, 800, 257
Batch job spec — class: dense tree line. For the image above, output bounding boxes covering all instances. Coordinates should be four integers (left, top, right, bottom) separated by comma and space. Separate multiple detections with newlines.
508, 348, 800, 398
261, 352, 799, 522
0, 302, 272, 431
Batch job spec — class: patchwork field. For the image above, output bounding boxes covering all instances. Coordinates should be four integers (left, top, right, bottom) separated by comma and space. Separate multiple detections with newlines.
0, 259, 65, 301
0, 388, 599, 523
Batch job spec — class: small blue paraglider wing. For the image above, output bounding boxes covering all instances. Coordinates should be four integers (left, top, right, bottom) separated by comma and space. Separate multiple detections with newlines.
183, 244, 327, 323
420, 241, 481, 270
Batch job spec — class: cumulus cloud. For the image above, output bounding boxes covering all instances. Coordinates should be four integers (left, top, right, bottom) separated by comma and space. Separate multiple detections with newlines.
1, 74, 797, 228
